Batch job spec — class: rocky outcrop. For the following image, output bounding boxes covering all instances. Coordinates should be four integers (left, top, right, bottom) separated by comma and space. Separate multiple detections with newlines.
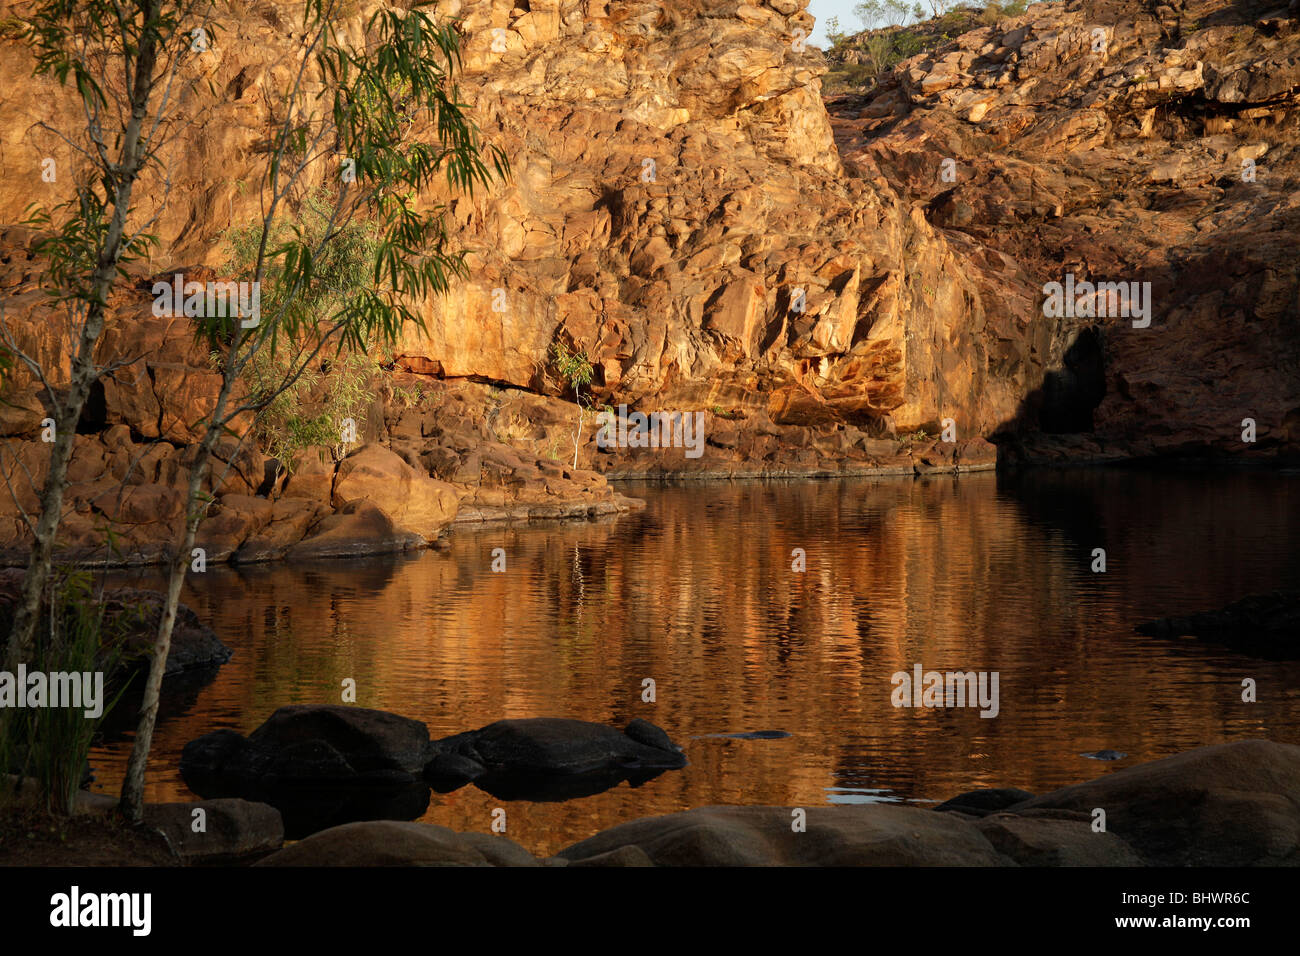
2, 0, 1296, 567
0, 0, 1028, 569
834, 0, 1300, 463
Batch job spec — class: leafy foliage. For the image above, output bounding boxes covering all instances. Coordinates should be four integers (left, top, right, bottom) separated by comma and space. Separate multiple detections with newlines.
551, 341, 595, 469
224, 188, 380, 468
551, 340, 595, 394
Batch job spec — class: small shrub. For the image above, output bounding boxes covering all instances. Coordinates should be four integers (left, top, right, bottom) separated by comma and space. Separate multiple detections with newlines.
224, 188, 383, 469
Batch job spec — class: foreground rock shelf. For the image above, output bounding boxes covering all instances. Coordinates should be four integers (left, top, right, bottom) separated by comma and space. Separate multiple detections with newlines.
13, 739, 1297, 865
250, 740, 1300, 866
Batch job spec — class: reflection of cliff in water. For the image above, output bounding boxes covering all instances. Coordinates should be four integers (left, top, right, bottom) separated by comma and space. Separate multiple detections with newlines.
92, 471, 1300, 856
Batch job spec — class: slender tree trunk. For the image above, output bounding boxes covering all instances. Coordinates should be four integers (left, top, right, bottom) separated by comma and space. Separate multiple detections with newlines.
571, 389, 583, 470
118, 377, 231, 821
6, 402, 78, 665
6, 1, 163, 667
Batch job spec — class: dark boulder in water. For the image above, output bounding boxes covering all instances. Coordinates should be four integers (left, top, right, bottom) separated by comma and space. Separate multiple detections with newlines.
181, 705, 434, 784
0, 568, 232, 678
182, 709, 688, 829
180, 705, 436, 837
425, 717, 686, 800
1136, 591, 1300, 659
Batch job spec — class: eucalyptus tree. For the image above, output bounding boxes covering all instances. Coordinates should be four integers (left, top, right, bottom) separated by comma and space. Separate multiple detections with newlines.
1, 0, 213, 668
116, 0, 508, 819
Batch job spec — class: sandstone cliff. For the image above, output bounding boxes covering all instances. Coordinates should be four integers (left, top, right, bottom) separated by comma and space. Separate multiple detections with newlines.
0, 0, 1296, 564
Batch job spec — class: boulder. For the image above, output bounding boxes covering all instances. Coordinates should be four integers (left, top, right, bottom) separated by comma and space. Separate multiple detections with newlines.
557, 805, 1007, 866
180, 705, 437, 839
254, 820, 537, 867
332, 444, 459, 541
286, 500, 424, 560
1005, 740, 1300, 865
0, 569, 231, 678
181, 705, 434, 786
279, 447, 337, 503
144, 798, 284, 864
933, 787, 1036, 817
975, 811, 1144, 866
426, 717, 686, 799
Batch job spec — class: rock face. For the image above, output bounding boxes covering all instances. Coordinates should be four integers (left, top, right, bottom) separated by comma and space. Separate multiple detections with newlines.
1, 0, 1296, 565
834, 0, 1300, 463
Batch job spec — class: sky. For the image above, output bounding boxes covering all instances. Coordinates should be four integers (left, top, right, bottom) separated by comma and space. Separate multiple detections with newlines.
806, 0, 864, 47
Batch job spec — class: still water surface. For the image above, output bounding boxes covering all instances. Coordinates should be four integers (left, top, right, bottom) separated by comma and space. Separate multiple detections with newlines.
90, 468, 1300, 855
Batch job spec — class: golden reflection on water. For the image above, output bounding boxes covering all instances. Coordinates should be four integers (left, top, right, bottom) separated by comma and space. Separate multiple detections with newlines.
91, 469, 1300, 856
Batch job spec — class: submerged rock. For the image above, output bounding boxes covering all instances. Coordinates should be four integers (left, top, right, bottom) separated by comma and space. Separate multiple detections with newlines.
933, 787, 1035, 817
1080, 750, 1128, 761
1137, 592, 1300, 659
